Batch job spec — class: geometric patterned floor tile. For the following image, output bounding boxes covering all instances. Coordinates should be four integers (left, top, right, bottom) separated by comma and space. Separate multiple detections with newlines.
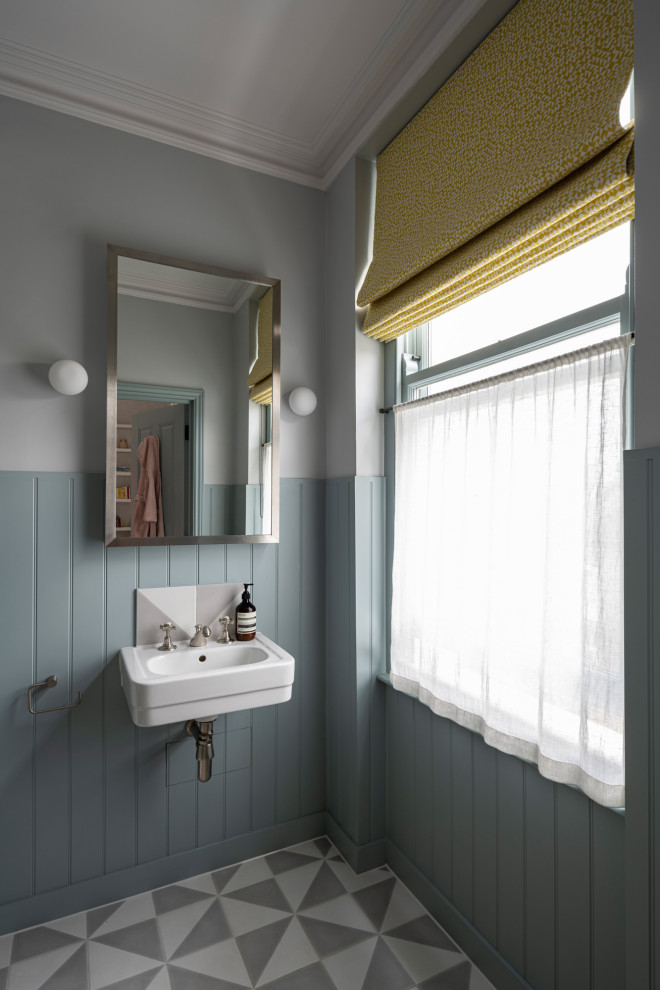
8, 943, 82, 990
381, 885, 427, 934
152, 885, 212, 917
177, 875, 217, 898
91, 919, 163, 962
352, 877, 397, 932
235, 917, 290, 985
218, 860, 273, 897
39, 943, 88, 990
283, 840, 326, 861
210, 866, 241, 896
264, 850, 320, 875
385, 916, 458, 952
88, 942, 164, 990
94, 968, 166, 990
297, 892, 375, 933
46, 913, 88, 941
313, 838, 333, 858
169, 901, 232, 961
223, 879, 292, 914
273, 862, 323, 912
88, 906, 124, 940
91, 896, 157, 940
259, 960, 337, 990
417, 959, 473, 989
362, 938, 414, 990
384, 935, 463, 985
144, 967, 171, 990
298, 915, 372, 958
296, 863, 346, 912
218, 897, 292, 939
168, 967, 246, 990
168, 938, 251, 986
321, 937, 378, 990
255, 917, 317, 986
326, 860, 391, 893
0, 836, 495, 990
10, 926, 82, 964
158, 901, 216, 961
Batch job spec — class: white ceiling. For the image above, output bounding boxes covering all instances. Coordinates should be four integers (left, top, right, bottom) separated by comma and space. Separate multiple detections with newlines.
118, 257, 262, 313
0, 0, 483, 188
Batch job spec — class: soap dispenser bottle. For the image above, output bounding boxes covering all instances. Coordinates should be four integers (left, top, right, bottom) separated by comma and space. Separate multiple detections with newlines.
235, 583, 256, 641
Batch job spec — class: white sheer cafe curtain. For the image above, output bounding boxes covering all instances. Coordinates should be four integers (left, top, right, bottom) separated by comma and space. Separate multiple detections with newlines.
390, 335, 631, 807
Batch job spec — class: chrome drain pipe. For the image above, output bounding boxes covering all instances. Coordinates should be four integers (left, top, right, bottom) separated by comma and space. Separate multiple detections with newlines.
185, 719, 215, 782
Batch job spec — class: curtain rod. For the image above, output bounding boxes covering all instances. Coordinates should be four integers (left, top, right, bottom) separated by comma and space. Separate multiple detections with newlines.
378, 332, 634, 414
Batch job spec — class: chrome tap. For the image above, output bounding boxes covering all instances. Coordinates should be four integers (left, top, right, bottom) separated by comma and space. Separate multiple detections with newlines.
217, 617, 234, 644
189, 624, 211, 648
158, 623, 177, 652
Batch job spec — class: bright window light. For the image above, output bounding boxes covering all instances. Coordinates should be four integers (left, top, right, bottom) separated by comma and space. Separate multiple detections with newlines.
619, 72, 634, 128
422, 319, 620, 398
427, 223, 630, 366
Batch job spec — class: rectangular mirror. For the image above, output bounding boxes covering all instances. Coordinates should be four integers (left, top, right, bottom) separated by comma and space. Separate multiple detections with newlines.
106, 245, 280, 546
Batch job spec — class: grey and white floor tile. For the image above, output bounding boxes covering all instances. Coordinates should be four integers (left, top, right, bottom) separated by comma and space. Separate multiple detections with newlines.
1, 838, 494, 989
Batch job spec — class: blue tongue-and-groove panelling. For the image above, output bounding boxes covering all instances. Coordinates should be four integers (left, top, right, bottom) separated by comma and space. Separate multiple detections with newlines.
0, 472, 326, 934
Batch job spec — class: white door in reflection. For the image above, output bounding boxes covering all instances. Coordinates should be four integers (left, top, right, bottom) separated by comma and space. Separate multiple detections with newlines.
131, 405, 188, 538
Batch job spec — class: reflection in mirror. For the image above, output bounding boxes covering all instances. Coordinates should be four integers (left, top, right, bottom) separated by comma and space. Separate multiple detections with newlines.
106, 247, 280, 547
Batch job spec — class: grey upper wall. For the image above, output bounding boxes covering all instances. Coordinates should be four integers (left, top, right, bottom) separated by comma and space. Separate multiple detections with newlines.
325, 160, 358, 479
325, 156, 383, 479
633, 0, 660, 449
0, 95, 326, 479
354, 157, 383, 479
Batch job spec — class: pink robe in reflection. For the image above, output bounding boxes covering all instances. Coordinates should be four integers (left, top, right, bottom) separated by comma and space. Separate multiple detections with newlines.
133, 435, 165, 538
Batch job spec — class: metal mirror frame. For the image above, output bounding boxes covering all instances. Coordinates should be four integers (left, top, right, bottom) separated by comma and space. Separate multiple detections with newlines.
105, 244, 280, 547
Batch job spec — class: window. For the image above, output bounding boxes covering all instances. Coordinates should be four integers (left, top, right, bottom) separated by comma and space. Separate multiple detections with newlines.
260, 404, 273, 532
403, 223, 631, 392
389, 224, 632, 808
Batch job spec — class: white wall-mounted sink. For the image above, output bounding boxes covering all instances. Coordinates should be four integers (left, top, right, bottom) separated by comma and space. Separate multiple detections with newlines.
120, 632, 294, 727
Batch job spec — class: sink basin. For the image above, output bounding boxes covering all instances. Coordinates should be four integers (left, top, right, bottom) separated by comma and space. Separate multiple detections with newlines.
148, 643, 268, 676
119, 632, 294, 726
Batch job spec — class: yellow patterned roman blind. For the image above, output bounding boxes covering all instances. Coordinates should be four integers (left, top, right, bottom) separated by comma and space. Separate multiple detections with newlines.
357, 0, 634, 342
248, 287, 273, 405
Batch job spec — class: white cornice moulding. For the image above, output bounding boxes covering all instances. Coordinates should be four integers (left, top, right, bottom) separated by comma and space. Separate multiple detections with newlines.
0, 0, 485, 191
118, 271, 254, 313
0, 39, 325, 188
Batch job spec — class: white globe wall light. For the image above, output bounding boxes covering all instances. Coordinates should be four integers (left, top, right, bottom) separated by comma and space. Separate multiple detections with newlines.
48, 359, 88, 395
288, 386, 317, 416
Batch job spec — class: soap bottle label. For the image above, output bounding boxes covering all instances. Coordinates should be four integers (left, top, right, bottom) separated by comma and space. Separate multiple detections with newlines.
236, 612, 256, 635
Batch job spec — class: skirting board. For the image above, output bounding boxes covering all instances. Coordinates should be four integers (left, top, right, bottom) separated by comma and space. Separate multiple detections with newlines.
0, 812, 325, 937
324, 813, 387, 873
385, 840, 534, 990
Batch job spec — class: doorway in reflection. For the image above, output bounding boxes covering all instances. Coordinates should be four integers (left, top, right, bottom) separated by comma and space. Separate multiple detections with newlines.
116, 381, 269, 539
116, 395, 191, 539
